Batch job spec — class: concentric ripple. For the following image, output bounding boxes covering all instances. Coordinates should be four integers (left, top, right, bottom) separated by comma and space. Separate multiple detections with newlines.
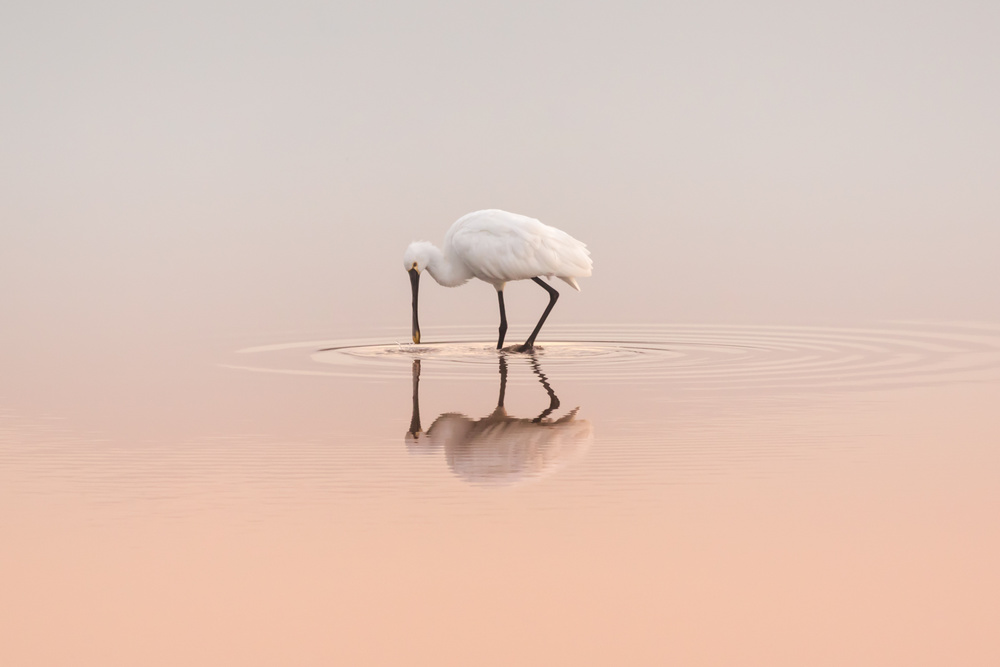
226, 322, 1000, 391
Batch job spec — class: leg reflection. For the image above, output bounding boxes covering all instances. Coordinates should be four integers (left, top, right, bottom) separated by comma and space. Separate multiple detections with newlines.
527, 352, 560, 422
407, 359, 422, 437
404, 352, 591, 485
497, 354, 508, 409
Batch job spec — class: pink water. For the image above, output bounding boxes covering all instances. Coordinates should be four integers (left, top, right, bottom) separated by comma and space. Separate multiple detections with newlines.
2, 321, 999, 665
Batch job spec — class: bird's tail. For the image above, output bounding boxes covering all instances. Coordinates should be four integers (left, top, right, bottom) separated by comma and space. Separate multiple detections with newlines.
558, 276, 581, 291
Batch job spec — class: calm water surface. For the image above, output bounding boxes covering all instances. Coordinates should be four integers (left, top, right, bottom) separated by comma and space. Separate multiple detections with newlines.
2, 320, 999, 665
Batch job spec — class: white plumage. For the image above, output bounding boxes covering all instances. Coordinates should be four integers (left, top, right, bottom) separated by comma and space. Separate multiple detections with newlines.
446, 210, 592, 289
403, 209, 593, 350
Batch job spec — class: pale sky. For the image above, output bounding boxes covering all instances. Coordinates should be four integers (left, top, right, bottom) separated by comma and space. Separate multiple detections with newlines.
2, 1, 998, 344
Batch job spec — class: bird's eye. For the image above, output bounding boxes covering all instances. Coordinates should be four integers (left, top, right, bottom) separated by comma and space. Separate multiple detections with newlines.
412, 262, 418, 269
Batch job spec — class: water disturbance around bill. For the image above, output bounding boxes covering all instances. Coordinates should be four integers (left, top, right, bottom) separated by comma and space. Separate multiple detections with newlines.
227, 321, 1000, 391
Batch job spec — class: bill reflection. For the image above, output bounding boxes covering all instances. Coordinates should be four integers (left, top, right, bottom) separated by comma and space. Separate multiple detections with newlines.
405, 356, 592, 486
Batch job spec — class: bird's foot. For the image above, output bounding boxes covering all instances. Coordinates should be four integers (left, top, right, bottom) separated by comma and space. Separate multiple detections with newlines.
497, 342, 544, 354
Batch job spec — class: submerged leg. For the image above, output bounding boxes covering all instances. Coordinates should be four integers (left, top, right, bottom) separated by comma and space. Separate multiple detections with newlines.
496, 289, 508, 349
518, 277, 559, 351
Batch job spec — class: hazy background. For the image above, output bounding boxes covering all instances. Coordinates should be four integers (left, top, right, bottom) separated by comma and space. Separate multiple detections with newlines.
3, 0, 998, 346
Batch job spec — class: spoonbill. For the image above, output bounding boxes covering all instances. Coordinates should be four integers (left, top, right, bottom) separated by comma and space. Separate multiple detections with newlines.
403, 209, 592, 350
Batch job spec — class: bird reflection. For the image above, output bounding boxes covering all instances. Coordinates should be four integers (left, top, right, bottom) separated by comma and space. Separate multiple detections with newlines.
405, 355, 592, 486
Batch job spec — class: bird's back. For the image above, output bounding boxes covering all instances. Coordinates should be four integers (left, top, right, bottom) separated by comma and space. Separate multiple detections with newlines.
445, 210, 592, 289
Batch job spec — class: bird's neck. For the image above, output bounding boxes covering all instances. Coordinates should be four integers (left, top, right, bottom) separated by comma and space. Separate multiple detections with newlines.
426, 245, 472, 287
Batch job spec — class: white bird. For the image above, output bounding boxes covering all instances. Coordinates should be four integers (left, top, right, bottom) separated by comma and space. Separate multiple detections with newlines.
403, 209, 593, 350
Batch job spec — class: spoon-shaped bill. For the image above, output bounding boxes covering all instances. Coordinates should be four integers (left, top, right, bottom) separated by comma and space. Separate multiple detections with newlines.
409, 268, 421, 344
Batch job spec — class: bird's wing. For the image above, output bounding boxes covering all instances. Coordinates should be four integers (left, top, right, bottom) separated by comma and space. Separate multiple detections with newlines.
448, 211, 592, 288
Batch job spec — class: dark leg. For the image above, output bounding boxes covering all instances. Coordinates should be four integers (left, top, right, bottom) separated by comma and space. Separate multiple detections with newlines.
496, 289, 508, 350
518, 277, 559, 351
407, 359, 422, 436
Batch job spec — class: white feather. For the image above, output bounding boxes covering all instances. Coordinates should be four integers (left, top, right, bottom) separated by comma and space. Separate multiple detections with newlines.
445, 210, 592, 290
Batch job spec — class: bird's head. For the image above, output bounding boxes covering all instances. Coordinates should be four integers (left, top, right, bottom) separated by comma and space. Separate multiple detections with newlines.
402, 241, 435, 275
403, 241, 435, 344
